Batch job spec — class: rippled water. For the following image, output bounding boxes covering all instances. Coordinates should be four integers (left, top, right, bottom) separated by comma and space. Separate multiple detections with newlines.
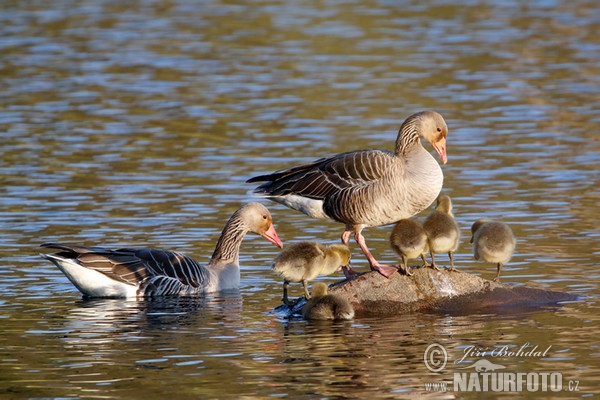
1, 0, 599, 398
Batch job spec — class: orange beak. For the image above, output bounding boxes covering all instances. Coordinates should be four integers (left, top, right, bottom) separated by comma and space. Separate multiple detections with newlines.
262, 224, 283, 248
432, 137, 447, 164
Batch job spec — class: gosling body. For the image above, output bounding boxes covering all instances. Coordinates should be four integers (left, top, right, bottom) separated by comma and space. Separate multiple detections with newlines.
302, 282, 354, 321
272, 242, 351, 305
390, 218, 429, 276
470, 219, 516, 282
423, 194, 460, 270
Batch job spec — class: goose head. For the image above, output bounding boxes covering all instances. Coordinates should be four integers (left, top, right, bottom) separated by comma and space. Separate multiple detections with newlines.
243, 202, 283, 248
401, 111, 448, 164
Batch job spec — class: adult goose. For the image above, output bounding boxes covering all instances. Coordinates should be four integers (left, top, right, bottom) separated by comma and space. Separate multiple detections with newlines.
423, 194, 461, 271
247, 111, 448, 277
470, 219, 516, 282
40, 203, 283, 298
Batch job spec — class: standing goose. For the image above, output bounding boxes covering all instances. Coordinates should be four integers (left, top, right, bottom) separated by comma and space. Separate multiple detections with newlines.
272, 241, 351, 305
302, 282, 355, 321
247, 111, 448, 278
40, 203, 283, 298
470, 219, 516, 282
389, 218, 429, 276
423, 194, 461, 271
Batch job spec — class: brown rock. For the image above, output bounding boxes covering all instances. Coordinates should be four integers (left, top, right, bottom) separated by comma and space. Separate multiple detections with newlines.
329, 268, 577, 317
275, 267, 578, 318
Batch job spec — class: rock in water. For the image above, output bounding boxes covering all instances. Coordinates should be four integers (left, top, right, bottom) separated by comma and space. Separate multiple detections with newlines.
274, 268, 578, 318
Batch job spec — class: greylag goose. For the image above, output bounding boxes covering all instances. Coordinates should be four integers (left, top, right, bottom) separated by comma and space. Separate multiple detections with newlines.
247, 111, 448, 278
470, 219, 516, 282
40, 202, 283, 298
272, 241, 351, 305
389, 218, 429, 276
423, 194, 460, 271
302, 282, 355, 321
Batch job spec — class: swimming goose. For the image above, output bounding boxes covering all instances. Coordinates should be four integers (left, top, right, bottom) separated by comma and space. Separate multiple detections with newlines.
302, 282, 355, 321
470, 219, 516, 282
40, 202, 283, 298
423, 194, 461, 271
272, 241, 351, 305
389, 218, 429, 276
247, 111, 448, 278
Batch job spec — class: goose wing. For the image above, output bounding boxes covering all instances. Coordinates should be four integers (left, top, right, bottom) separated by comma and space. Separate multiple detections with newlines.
41, 243, 209, 289
248, 149, 395, 200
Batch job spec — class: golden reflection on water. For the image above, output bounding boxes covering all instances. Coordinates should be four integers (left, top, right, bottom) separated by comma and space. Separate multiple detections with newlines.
1, 0, 599, 398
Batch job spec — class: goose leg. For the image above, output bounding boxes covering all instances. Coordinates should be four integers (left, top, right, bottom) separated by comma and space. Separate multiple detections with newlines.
429, 251, 441, 270
302, 279, 311, 300
354, 231, 399, 278
493, 263, 502, 282
340, 231, 360, 278
421, 253, 430, 268
282, 280, 292, 306
341, 230, 352, 245
448, 252, 456, 272
400, 256, 414, 276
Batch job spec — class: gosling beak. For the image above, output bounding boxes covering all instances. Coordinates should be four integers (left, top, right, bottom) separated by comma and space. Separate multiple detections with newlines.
262, 224, 283, 248
432, 137, 447, 164
341, 263, 359, 279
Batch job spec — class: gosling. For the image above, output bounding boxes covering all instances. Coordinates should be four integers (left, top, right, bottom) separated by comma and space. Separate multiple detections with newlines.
423, 194, 461, 271
302, 282, 355, 321
272, 242, 351, 305
470, 219, 516, 282
390, 218, 429, 276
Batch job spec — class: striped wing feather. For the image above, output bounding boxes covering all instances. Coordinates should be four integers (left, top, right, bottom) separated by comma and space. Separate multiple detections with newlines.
42, 243, 209, 294
250, 150, 394, 200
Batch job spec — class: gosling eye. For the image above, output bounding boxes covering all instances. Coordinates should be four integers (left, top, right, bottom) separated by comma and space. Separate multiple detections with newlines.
262, 214, 268, 220
436, 127, 442, 132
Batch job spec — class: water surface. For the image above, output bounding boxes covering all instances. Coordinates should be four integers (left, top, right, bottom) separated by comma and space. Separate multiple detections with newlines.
1, 0, 599, 398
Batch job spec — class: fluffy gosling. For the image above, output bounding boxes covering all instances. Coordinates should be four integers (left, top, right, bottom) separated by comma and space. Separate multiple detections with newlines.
302, 282, 354, 321
470, 219, 516, 282
423, 194, 460, 271
390, 218, 429, 276
272, 242, 351, 305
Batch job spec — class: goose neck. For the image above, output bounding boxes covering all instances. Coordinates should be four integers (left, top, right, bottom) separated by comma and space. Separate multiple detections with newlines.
394, 119, 421, 156
210, 212, 248, 265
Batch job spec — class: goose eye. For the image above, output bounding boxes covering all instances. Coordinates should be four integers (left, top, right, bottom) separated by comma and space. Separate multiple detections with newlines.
436, 127, 442, 132
262, 214, 268, 220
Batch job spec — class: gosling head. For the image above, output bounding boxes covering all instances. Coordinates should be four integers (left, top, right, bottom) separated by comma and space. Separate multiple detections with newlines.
310, 282, 329, 298
470, 219, 491, 243
436, 194, 453, 214
320, 244, 352, 275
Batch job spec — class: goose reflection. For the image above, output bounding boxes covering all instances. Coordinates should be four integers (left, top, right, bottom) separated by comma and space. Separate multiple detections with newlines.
60, 292, 243, 343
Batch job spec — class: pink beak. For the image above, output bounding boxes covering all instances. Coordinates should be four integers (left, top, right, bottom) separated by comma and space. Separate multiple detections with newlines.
432, 137, 447, 164
262, 224, 283, 248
